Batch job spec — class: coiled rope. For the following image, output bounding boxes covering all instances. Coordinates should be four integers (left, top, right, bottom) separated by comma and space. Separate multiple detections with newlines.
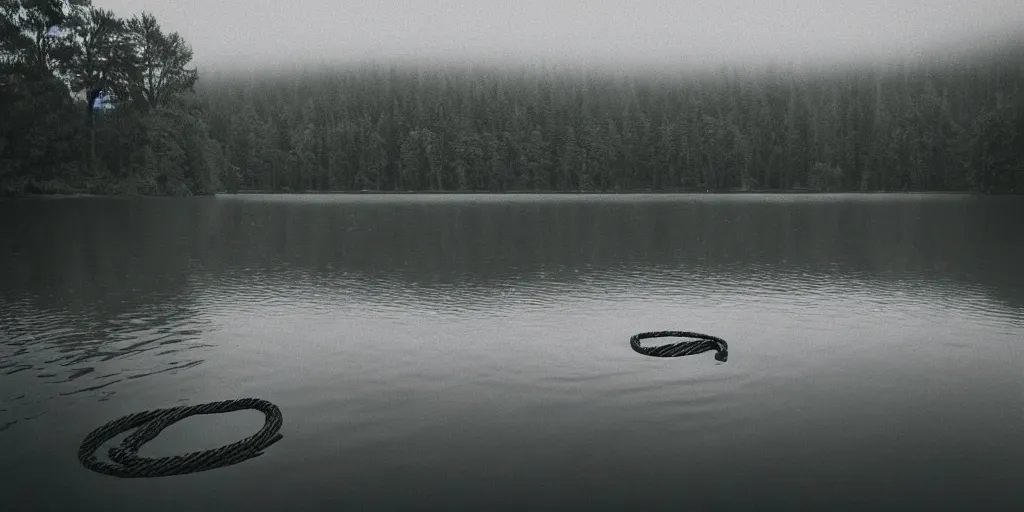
78, 398, 284, 478
630, 331, 729, 361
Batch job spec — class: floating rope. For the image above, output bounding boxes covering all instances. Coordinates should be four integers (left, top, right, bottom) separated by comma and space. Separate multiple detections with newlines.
630, 331, 729, 361
78, 398, 284, 478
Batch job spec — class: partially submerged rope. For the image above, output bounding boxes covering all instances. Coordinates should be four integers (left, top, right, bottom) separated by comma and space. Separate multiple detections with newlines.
78, 398, 283, 478
630, 331, 729, 361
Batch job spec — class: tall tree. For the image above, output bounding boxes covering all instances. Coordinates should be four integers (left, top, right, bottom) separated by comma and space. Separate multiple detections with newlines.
62, 6, 135, 109
126, 12, 197, 111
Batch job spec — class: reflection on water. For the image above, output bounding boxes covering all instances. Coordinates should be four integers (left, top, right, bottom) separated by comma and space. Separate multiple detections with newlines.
0, 301, 208, 431
0, 194, 1021, 509
1, 200, 217, 432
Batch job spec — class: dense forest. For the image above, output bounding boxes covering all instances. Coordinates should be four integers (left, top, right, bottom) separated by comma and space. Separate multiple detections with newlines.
1, 0, 222, 196
3, 0, 1023, 195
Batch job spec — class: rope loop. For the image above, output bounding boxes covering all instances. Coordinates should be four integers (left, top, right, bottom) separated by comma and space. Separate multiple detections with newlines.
78, 398, 284, 478
630, 331, 729, 361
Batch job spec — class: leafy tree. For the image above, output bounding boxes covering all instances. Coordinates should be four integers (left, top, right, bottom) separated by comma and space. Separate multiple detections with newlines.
1, 0, 222, 195
62, 6, 135, 110
125, 12, 197, 111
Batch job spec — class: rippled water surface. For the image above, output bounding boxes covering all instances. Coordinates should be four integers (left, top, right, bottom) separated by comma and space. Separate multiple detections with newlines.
1, 194, 1022, 510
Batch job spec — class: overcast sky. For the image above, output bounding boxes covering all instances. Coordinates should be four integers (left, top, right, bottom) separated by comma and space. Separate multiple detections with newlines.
92, 0, 1024, 70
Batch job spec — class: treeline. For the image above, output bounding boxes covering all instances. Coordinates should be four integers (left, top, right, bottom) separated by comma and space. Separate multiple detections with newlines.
201, 48, 1024, 194
3, 2, 1022, 196
1, 0, 221, 195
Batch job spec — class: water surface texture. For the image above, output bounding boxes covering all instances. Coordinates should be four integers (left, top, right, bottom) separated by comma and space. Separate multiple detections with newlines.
1, 194, 1022, 510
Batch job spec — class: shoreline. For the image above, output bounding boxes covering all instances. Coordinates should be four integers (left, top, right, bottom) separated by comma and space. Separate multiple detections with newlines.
2, 189, 1009, 199
221, 189, 987, 196
2, 188, 1015, 199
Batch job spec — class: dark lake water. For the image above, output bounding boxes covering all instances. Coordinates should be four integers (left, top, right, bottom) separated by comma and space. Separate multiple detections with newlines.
1, 193, 1022, 510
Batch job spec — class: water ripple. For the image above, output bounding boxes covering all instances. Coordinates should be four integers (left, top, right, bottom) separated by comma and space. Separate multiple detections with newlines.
0, 298, 210, 431
186, 264, 1024, 339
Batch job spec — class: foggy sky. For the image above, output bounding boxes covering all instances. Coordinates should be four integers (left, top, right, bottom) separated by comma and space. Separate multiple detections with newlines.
92, 0, 1024, 70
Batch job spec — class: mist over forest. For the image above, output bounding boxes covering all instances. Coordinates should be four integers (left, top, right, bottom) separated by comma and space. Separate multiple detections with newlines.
2, 0, 1022, 195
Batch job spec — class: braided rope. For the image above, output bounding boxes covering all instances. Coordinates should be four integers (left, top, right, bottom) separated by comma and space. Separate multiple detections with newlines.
630, 331, 729, 361
78, 398, 284, 478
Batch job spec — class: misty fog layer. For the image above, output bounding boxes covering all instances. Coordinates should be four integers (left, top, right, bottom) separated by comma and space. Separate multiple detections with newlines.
4, 1, 1022, 196
92, 0, 1024, 70
194, 53, 1023, 194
